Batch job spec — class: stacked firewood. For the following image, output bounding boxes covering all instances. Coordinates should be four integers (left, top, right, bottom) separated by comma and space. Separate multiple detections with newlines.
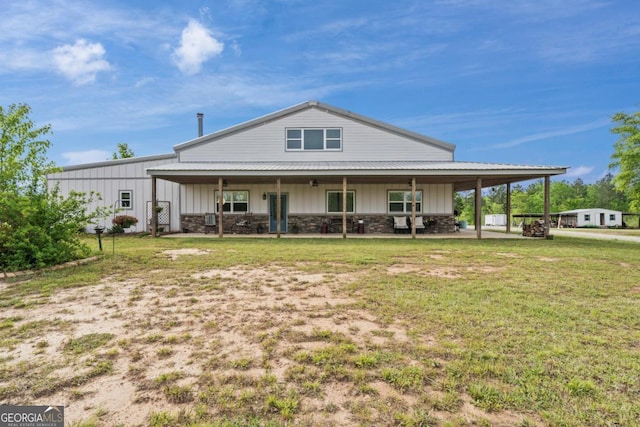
522, 220, 546, 237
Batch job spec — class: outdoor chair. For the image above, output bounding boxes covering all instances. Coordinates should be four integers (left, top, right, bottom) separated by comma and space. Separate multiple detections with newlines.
393, 216, 409, 233
204, 213, 216, 234
412, 216, 426, 233
329, 217, 355, 233
233, 212, 253, 234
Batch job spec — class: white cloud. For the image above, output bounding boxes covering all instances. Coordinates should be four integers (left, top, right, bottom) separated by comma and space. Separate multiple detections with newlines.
52, 39, 111, 85
486, 118, 611, 150
0, 48, 48, 73
565, 165, 595, 178
62, 150, 111, 165
172, 20, 224, 75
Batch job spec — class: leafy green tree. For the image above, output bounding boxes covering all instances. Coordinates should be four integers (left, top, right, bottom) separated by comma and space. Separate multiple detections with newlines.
586, 173, 629, 211
484, 185, 507, 215
455, 190, 476, 224
610, 110, 640, 211
0, 103, 106, 271
112, 142, 135, 159
0, 104, 56, 195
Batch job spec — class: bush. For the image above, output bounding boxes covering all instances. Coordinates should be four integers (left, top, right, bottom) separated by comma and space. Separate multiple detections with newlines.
0, 189, 103, 271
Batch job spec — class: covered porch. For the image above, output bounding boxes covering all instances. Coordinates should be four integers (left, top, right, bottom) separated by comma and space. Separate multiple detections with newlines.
146, 161, 566, 239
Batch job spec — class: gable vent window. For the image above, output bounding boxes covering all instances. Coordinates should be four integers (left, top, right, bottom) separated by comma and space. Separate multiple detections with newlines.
286, 128, 342, 151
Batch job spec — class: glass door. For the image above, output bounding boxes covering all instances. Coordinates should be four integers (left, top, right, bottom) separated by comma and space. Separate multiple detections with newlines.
269, 194, 288, 233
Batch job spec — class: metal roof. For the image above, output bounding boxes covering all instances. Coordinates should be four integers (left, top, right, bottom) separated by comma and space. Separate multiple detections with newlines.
148, 160, 564, 173
146, 160, 567, 191
56, 153, 176, 172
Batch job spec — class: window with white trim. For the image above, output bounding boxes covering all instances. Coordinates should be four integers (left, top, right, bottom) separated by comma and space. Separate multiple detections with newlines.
609, 214, 616, 221
584, 214, 590, 221
388, 191, 422, 213
214, 191, 249, 213
286, 128, 342, 151
119, 190, 133, 209
327, 191, 355, 213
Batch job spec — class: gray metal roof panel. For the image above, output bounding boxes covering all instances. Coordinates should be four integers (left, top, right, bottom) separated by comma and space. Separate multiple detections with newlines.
147, 160, 567, 174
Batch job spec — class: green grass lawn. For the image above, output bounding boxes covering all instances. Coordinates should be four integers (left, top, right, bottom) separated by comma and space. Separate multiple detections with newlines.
1, 235, 639, 426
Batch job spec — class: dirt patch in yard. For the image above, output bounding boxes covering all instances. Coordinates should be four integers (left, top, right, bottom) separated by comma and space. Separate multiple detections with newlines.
0, 255, 537, 426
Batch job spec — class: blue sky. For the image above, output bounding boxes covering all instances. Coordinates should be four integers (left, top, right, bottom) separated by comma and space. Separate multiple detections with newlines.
2, 0, 639, 183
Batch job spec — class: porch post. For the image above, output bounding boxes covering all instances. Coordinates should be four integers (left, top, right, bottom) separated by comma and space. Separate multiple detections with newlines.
506, 183, 511, 234
475, 177, 482, 239
276, 178, 281, 238
218, 177, 224, 238
151, 176, 158, 237
342, 176, 347, 239
411, 177, 416, 239
544, 176, 550, 238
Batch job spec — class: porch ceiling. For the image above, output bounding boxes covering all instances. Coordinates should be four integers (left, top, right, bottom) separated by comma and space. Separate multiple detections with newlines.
146, 161, 567, 191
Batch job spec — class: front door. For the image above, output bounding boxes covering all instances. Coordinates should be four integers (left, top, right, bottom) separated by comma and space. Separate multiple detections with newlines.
269, 194, 288, 233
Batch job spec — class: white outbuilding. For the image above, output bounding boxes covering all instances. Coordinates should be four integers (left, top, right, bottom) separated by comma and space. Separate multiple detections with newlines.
484, 214, 507, 226
559, 208, 623, 228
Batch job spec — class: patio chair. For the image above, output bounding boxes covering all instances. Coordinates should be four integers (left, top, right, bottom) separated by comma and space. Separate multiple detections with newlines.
412, 216, 426, 233
233, 212, 253, 234
204, 213, 216, 234
393, 216, 409, 233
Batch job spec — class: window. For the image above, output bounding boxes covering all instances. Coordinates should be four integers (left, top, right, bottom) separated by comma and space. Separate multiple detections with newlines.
388, 191, 422, 213
214, 191, 249, 213
327, 191, 354, 213
119, 190, 132, 209
584, 214, 590, 221
286, 128, 342, 151
609, 214, 616, 221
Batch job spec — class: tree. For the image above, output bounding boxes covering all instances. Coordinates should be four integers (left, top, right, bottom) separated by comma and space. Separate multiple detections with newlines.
112, 143, 135, 159
484, 185, 507, 215
610, 110, 640, 211
1, 103, 106, 271
0, 104, 56, 195
586, 173, 629, 211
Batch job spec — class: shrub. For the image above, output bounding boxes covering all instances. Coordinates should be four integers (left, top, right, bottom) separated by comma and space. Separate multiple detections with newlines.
0, 189, 104, 271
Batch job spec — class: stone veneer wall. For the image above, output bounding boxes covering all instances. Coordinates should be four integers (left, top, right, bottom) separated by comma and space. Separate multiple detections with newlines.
181, 214, 456, 234
290, 214, 456, 234
180, 214, 269, 234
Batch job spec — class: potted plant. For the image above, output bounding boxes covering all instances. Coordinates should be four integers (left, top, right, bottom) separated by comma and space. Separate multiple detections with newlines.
291, 221, 299, 234
112, 214, 138, 229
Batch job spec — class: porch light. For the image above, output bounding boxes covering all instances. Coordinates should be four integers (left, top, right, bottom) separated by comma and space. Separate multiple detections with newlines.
262, 192, 267, 200
309, 179, 318, 187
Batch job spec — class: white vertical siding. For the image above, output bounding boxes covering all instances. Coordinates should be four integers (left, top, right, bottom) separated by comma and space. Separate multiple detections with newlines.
179, 183, 453, 216
179, 109, 453, 163
47, 157, 181, 232
574, 209, 622, 227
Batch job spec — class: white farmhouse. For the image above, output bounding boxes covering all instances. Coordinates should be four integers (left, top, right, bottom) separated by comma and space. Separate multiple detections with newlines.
47, 101, 566, 237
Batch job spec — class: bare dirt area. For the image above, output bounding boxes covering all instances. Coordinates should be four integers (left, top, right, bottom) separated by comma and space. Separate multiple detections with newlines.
0, 249, 535, 426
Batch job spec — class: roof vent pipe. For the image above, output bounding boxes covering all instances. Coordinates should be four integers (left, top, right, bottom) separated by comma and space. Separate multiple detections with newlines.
197, 113, 204, 137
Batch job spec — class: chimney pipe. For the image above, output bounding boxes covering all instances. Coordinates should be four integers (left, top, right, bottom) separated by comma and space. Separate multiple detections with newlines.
197, 113, 204, 137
